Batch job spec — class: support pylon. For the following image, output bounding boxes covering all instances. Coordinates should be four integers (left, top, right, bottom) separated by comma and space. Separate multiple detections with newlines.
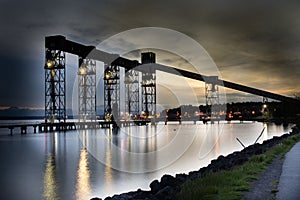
125, 69, 140, 119
141, 52, 156, 119
44, 48, 66, 123
78, 58, 96, 122
104, 64, 120, 122
205, 76, 220, 121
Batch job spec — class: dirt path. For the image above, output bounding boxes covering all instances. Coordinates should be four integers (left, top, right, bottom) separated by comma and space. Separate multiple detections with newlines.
242, 155, 284, 200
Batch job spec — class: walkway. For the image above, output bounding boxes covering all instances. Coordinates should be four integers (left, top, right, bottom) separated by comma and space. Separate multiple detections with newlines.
277, 142, 300, 200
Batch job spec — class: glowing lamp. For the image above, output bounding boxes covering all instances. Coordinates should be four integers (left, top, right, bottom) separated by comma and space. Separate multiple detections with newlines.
105, 71, 111, 79
46, 60, 53, 68
79, 67, 87, 75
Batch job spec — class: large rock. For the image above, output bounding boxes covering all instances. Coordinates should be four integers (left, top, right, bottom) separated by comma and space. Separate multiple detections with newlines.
154, 186, 174, 200
175, 173, 188, 183
160, 174, 177, 187
150, 179, 161, 194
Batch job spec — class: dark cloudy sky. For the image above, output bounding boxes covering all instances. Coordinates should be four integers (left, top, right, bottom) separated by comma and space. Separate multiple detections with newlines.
0, 0, 300, 109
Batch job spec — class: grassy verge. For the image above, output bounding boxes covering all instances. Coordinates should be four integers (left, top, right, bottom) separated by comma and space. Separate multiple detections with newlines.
175, 134, 300, 200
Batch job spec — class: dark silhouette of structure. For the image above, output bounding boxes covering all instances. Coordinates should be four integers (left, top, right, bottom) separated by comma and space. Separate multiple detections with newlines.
44, 35, 300, 123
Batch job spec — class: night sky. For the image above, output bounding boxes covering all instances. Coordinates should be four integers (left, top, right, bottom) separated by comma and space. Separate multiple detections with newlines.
1, 0, 300, 110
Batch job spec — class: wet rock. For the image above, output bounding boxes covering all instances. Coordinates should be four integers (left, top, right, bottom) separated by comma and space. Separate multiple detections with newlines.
188, 170, 201, 179
160, 174, 176, 187
175, 173, 188, 183
154, 186, 174, 200
106, 189, 157, 200
150, 179, 160, 194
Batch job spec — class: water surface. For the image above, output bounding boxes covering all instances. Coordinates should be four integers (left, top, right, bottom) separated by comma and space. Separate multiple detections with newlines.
0, 121, 292, 199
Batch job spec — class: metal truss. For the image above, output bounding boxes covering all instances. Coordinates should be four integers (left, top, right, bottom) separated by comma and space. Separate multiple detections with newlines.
125, 69, 140, 119
45, 49, 66, 123
78, 58, 96, 122
141, 53, 156, 118
205, 76, 220, 119
263, 96, 268, 104
104, 64, 120, 121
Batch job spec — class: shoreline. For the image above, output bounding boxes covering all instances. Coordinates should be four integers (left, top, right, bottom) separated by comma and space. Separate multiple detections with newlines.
91, 125, 300, 200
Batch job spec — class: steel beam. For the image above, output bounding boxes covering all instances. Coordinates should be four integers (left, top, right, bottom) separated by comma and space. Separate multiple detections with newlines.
153, 64, 300, 104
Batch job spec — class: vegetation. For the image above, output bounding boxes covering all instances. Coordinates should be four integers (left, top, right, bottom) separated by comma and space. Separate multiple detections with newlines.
175, 134, 300, 200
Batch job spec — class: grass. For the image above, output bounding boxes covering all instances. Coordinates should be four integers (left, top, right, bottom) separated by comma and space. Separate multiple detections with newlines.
175, 134, 300, 200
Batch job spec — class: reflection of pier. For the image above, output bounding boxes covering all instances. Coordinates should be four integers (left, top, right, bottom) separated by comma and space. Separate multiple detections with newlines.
43, 154, 59, 200
76, 148, 91, 200
43, 130, 93, 200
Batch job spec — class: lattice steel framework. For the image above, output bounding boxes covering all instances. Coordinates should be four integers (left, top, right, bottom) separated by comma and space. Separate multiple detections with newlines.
141, 52, 156, 117
125, 69, 140, 119
205, 76, 220, 119
78, 58, 96, 122
104, 64, 120, 121
45, 49, 66, 123
263, 96, 268, 104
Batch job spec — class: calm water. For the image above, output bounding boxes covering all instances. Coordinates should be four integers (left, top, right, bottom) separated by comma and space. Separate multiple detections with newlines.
0, 121, 292, 200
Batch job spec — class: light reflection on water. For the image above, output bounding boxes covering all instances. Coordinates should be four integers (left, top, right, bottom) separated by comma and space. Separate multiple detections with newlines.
104, 131, 113, 195
76, 148, 91, 200
0, 121, 293, 199
43, 154, 59, 200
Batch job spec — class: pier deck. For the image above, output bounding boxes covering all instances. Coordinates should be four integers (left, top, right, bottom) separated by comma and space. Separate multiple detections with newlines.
0, 120, 151, 135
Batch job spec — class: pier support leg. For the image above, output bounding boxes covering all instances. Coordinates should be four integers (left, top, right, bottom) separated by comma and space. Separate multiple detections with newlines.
9, 128, 13, 136
21, 126, 27, 134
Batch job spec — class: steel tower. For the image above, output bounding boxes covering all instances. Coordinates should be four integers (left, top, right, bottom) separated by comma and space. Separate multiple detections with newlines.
125, 69, 140, 119
104, 64, 120, 121
78, 58, 96, 122
205, 76, 220, 120
141, 52, 156, 118
44, 48, 66, 123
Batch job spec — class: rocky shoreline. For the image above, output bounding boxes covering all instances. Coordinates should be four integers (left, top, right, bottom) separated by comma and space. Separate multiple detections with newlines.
91, 126, 300, 200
